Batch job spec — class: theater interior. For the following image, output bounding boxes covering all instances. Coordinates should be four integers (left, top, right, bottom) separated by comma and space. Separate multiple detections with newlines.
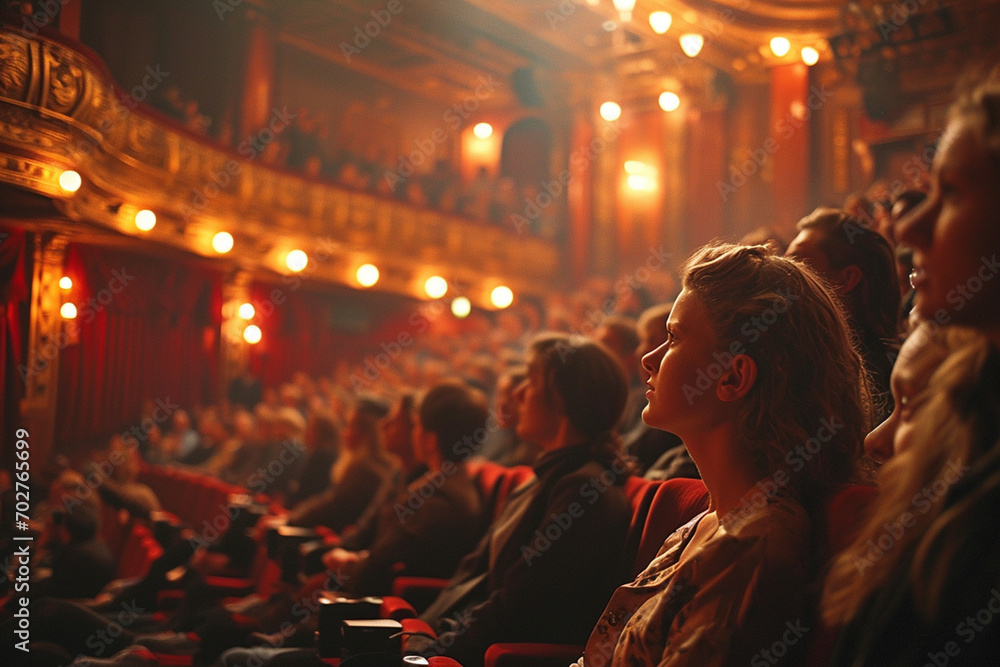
2, 3, 1000, 661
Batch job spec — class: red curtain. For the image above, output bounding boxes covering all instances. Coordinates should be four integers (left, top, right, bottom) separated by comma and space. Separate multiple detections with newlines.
0, 227, 31, 468
55, 244, 222, 449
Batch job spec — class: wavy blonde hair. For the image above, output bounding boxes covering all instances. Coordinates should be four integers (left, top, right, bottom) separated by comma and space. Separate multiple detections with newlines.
822, 326, 1000, 626
681, 243, 874, 511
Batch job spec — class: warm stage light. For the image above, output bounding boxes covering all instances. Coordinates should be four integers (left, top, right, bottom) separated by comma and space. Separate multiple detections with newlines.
135, 209, 156, 231
212, 231, 234, 253
627, 174, 655, 191
59, 170, 82, 192
473, 123, 493, 139
770, 36, 791, 57
451, 297, 471, 318
680, 34, 704, 57
238, 303, 255, 320
801, 46, 820, 66
425, 276, 448, 299
59, 276, 73, 290
491, 286, 514, 309
356, 264, 380, 287
286, 249, 308, 272
612, 0, 636, 22
243, 325, 262, 344
600, 102, 622, 122
60, 302, 77, 319
658, 91, 681, 112
624, 160, 647, 175
649, 11, 672, 34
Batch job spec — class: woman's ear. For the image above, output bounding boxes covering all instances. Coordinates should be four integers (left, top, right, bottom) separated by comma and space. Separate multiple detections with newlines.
836, 264, 863, 295
716, 353, 757, 402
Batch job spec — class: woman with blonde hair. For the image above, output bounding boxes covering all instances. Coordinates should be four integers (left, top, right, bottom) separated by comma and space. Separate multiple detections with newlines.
577, 242, 873, 666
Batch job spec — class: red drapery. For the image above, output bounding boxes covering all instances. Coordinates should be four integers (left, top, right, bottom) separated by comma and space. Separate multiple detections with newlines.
55, 243, 222, 449
0, 226, 31, 466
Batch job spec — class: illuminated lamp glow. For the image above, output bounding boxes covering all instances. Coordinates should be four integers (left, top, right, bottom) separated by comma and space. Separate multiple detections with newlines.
424, 276, 448, 299
60, 302, 77, 319
356, 264, 380, 287
473, 123, 493, 139
679, 34, 704, 57
770, 36, 791, 57
134, 209, 156, 231
212, 231, 234, 253
658, 91, 681, 111
59, 170, 82, 192
243, 325, 262, 344
451, 297, 472, 318
600, 102, 622, 122
649, 11, 672, 34
286, 249, 308, 272
238, 303, 255, 320
491, 286, 514, 309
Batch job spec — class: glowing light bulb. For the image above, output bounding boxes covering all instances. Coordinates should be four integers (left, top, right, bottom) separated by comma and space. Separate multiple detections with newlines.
60, 302, 77, 319
649, 11, 672, 34
356, 264, 379, 287
679, 34, 704, 57
451, 297, 471, 318
424, 276, 448, 299
658, 91, 681, 112
770, 36, 791, 57
600, 102, 622, 122
212, 231, 234, 253
238, 303, 255, 320
134, 209, 156, 231
491, 286, 514, 309
58, 170, 82, 192
285, 249, 308, 272
473, 123, 493, 139
801, 46, 820, 66
243, 325, 262, 344
59, 276, 73, 290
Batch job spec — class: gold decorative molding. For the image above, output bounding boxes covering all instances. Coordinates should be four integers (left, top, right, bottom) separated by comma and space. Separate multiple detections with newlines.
0, 24, 561, 300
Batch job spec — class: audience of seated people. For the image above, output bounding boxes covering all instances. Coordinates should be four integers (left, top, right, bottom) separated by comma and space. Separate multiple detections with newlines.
10, 68, 1000, 667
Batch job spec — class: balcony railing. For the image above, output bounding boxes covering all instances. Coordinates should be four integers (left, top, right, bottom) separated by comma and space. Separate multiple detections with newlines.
0, 22, 561, 300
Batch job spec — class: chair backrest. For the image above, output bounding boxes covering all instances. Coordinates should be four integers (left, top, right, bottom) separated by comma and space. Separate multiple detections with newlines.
117, 521, 164, 579
472, 461, 535, 522
632, 478, 710, 577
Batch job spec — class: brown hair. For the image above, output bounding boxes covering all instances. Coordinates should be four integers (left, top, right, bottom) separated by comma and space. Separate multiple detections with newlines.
529, 333, 628, 467
681, 243, 873, 509
823, 326, 1000, 626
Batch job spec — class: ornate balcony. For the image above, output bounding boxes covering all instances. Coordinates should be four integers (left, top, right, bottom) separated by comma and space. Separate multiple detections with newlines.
0, 23, 561, 302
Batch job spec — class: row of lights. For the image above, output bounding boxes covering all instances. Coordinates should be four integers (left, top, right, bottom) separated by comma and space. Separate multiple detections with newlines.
56, 170, 516, 333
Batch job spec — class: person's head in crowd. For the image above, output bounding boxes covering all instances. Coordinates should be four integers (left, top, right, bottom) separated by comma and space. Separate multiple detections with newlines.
343, 395, 391, 456
898, 68, 1000, 342
197, 409, 228, 445
232, 409, 256, 441
786, 208, 901, 413
863, 322, 953, 465
595, 316, 640, 381
495, 366, 528, 431
254, 404, 278, 444
644, 243, 872, 510
108, 433, 141, 484
823, 326, 1000, 632
47, 470, 101, 545
305, 410, 340, 453
415, 380, 489, 468
516, 333, 628, 466
274, 406, 307, 443
635, 302, 674, 358
171, 409, 192, 434
381, 393, 417, 467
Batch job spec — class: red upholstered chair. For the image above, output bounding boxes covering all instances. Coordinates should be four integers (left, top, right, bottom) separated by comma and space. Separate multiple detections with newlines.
386, 477, 711, 667
390, 464, 536, 612
805, 483, 878, 665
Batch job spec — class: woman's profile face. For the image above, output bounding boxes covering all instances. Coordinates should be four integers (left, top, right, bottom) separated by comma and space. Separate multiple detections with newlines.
864, 329, 949, 463
514, 359, 562, 448
898, 119, 1000, 327
640, 289, 722, 439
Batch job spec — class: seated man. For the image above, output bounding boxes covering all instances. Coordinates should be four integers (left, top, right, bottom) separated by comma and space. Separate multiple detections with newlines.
325, 380, 487, 594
